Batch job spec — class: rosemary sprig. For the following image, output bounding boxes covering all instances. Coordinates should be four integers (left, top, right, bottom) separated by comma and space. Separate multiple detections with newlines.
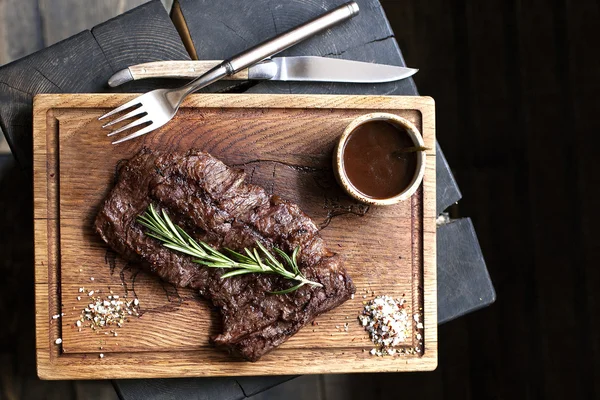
137, 204, 322, 294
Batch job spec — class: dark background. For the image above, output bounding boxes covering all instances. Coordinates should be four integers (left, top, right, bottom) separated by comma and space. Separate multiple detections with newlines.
1, 0, 598, 398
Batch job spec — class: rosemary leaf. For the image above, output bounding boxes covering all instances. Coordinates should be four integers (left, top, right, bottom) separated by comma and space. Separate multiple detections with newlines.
224, 248, 256, 265
256, 241, 280, 267
273, 248, 294, 271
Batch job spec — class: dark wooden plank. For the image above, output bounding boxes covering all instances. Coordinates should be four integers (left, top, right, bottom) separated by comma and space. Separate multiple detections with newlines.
235, 376, 295, 398
0, 31, 114, 169
114, 378, 244, 400
436, 144, 461, 215
0, 85, 33, 165
249, 375, 323, 400
178, 0, 393, 60
437, 218, 495, 323
91, 0, 194, 93
177, 0, 275, 60
0, 0, 173, 68
0, 0, 44, 65
91, 0, 190, 73
38, 0, 148, 46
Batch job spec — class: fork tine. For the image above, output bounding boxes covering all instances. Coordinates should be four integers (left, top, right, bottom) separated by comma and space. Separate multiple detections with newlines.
98, 97, 142, 121
102, 108, 147, 128
106, 116, 151, 137
112, 123, 157, 145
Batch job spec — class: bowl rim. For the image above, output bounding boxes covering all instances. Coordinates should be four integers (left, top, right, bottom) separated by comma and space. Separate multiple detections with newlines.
334, 112, 427, 206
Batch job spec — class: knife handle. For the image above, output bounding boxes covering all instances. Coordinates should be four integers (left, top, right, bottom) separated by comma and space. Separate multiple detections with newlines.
224, 1, 359, 73
128, 61, 248, 81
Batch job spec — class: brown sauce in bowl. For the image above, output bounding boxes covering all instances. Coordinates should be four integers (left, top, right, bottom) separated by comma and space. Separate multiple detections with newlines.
342, 120, 418, 199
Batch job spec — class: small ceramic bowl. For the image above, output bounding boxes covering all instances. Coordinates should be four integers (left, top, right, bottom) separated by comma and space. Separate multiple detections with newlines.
333, 112, 426, 206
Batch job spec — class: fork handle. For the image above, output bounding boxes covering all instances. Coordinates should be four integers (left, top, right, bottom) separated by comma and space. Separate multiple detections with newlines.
225, 1, 359, 74
179, 1, 359, 96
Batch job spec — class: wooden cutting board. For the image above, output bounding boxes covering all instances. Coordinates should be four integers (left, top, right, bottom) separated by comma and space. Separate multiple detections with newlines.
33, 93, 437, 379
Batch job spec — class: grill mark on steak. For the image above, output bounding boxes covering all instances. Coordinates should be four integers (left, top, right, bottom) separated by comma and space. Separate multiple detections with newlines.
95, 148, 355, 361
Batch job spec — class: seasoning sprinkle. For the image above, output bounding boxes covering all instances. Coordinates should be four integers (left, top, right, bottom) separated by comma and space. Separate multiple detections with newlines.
76, 293, 140, 332
358, 295, 411, 356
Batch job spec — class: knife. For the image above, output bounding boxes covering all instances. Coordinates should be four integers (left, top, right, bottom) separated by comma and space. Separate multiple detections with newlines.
107, 56, 418, 87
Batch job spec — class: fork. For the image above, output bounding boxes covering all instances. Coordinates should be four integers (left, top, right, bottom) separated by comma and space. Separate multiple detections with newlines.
99, 1, 359, 144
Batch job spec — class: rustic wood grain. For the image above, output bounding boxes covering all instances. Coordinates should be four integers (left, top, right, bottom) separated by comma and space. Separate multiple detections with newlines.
90, 0, 190, 75
33, 93, 436, 379
37, 0, 149, 46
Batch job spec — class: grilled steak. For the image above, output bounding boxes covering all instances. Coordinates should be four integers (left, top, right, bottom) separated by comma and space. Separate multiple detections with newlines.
95, 148, 355, 361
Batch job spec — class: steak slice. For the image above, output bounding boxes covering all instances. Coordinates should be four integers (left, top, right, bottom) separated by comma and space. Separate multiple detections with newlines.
95, 148, 355, 361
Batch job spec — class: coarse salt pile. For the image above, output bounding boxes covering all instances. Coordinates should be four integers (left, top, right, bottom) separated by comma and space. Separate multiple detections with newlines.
358, 295, 413, 356
77, 292, 140, 333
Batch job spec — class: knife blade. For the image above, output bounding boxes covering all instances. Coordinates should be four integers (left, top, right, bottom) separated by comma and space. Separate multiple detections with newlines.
107, 56, 418, 87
